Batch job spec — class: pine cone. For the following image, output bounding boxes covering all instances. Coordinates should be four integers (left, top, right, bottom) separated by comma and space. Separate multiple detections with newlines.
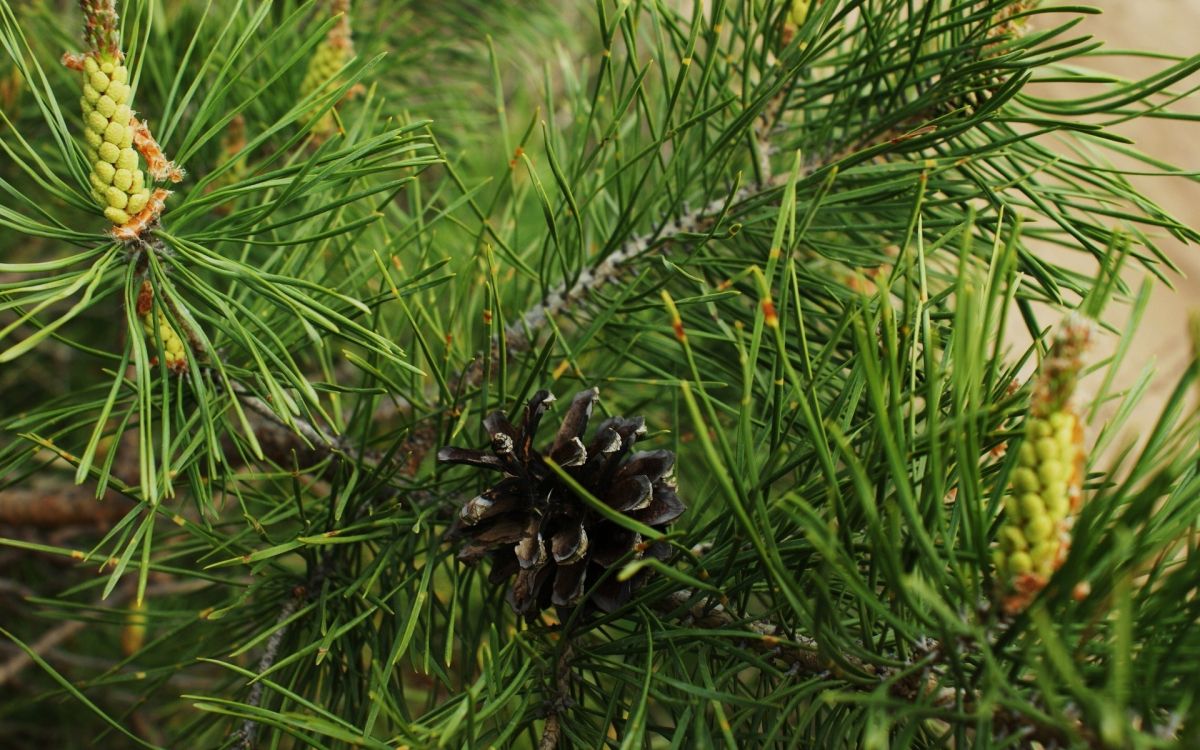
437, 388, 685, 617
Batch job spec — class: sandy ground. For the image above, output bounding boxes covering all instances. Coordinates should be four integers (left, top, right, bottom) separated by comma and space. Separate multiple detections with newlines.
1027, 1, 1200, 445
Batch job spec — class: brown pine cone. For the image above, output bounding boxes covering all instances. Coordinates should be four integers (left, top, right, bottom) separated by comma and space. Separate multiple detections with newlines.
437, 388, 685, 617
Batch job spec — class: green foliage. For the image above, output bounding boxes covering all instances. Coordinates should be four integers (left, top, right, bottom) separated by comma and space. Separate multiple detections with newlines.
1, 0, 1198, 748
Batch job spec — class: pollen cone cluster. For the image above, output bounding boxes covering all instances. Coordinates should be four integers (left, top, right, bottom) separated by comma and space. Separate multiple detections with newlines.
788, 0, 810, 27
136, 281, 187, 372
438, 389, 686, 618
995, 412, 1082, 580
120, 600, 147, 656
300, 38, 350, 101
994, 314, 1091, 613
300, 2, 354, 134
0, 64, 21, 126
780, 0, 810, 46
79, 54, 149, 225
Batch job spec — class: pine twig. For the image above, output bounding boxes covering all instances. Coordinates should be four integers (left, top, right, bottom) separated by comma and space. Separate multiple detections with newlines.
466, 108, 939, 394
538, 642, 573, 750
495, 90, 793, 365
228, 379, 342, 455
230, 594, 300, 750
225, 377, 388, 472
229, 557, 334, 749
502, 187, 762, 354
0, 423, 138, 528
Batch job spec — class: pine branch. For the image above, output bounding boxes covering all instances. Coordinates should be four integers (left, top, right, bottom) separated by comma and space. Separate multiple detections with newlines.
0, 422, 137, 527
463, 82, 951, 395
228, 379, 343, 457
655, 589, 1099, 748
501, 186, 762, 354
222, 377, 403, 479
4, 2, 1198, 745
235, 104, 943, 474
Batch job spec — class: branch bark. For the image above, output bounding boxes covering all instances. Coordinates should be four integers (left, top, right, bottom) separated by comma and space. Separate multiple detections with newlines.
231, 596, 299, 750
0, 485, 132, 527
229, 560, 331, 749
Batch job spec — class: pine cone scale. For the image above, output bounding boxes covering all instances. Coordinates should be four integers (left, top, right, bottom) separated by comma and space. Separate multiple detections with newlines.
477, 518, 527, 543
549, 436, 587, 466
515, 521, 548, 569
487, 550, 520, 584
615, 449, 675, 484
589, 524, 639, 568
550, 389, 597, 456
458, 479, 527, 526
437, 446, 506, 472
550, 525, 588, 565
552, 562, 588, 607
607, 474, 654, 511
633, 486, 685, 527
509, 566, 553, 615
591, 576, 633, 614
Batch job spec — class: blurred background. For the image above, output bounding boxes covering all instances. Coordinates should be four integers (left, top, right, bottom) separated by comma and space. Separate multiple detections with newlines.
1028, 0, 1199, 445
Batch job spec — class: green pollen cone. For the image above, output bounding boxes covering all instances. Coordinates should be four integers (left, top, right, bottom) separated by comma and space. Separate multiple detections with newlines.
141, 306, 187, 370
994, 411, 1082, 584
80, 54, 149, 226
300, 40, 350, 134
